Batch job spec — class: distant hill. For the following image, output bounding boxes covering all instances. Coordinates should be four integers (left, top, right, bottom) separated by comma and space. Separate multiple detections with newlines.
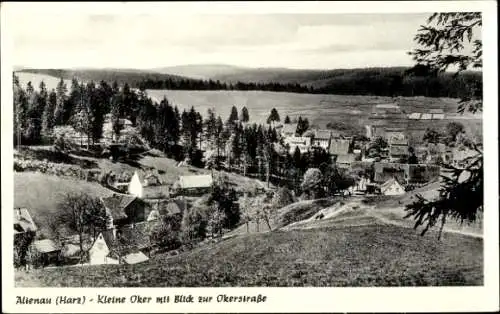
15, 68, 188, 87
153, 64, 250, 80
154, 64, 482, 97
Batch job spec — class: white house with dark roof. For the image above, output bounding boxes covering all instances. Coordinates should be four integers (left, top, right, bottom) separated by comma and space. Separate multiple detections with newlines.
284, 136, 311, 154
311, 129, 332, 151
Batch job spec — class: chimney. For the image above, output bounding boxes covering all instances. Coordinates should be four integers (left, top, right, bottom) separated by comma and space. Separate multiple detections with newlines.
15, 208, 21, 220
112, 227, 116, 240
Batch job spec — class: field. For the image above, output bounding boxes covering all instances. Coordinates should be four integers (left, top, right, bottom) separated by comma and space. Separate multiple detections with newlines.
147, 89, 482, 139
16, 223, 483, 287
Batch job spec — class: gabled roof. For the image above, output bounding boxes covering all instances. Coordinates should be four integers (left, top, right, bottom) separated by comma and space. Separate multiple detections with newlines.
281, 123, 298, 134
101, 194, 138, 220
103, 220, 162, 256
380, 177, 404, 192
132, 170, 145, 183
14, 208, 37, 233
177, 174, 213, 189
329, 139, 350, 155
33, 239, 60, 253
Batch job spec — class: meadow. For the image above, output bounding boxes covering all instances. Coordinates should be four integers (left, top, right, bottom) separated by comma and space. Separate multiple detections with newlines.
147, 89, 482, 139
16, 223, 483, 287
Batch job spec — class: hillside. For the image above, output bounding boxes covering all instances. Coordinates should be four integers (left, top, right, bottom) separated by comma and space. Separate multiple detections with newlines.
16, 223, 483, 287
14, 172, 114, 238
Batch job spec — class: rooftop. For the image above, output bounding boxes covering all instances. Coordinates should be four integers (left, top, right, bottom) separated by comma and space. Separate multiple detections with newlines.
33, 239, 60, 253
329, 139, 350, 155
101, 194, 138, 220
177, 174, 213, 189
14, 208, 37, 234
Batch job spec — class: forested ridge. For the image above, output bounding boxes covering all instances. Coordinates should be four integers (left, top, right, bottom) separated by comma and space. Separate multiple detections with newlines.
17, 67, 481, 98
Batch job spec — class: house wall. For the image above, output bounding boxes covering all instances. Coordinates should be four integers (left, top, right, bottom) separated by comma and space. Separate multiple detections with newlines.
128, 173, 144, 198
124, 199, 147, 224
89, 234, 110, 265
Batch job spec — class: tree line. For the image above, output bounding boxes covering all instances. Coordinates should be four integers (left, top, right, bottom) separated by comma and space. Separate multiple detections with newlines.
137, 77, 312, 93
136, 68, 481, 98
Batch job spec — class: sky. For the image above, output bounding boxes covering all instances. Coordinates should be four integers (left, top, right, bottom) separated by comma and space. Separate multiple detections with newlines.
7, 12, 453, 70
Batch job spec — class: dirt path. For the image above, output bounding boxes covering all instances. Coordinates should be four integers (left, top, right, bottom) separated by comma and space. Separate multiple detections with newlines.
281, 197, 483, 239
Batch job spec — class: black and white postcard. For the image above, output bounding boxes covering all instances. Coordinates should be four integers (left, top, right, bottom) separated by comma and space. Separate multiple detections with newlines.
1, 1, 498, 313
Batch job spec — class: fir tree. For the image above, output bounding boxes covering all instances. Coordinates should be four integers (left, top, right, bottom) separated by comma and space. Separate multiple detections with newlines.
54, 78, 68, 126
240, 106, 250, 122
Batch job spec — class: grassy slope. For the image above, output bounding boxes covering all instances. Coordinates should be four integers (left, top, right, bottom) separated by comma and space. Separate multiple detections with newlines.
14, 172, 114, 238
16, 224, 483, 287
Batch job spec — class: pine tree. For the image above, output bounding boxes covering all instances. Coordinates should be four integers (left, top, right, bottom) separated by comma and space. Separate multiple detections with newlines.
13, 74, 28, 147
42, 89, 57, 139
240, 106, 250, 123
204, 108, 217, 150
54, 78, 68, 125
284, 115, 291, 124
405, 12, 483, 238
228, 105, 239, 123
66, 78, 81, 124
266, 108, 280, 126
214, 116, 224, 163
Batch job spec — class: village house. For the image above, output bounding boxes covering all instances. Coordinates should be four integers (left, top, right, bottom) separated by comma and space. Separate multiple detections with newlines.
14, 208, 38, 241
281, 123, 298, 138
103, 220, 163, 262
354, 176, 371, 193
311, 129, 332, 151
100, 194, 147, 228
146, 199, 185, 221
329, 138, 351, 161
380, 178, 406, 196
128, 170, 163, 198
373, 162, 441, 185
425, 143, 453, 164
388, 134, 409, 162
335, 154, 356, 169
88, 233, 120, 265
284, 136, 311, 154
31, 239, 61, 267
172, 174, 214, 196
